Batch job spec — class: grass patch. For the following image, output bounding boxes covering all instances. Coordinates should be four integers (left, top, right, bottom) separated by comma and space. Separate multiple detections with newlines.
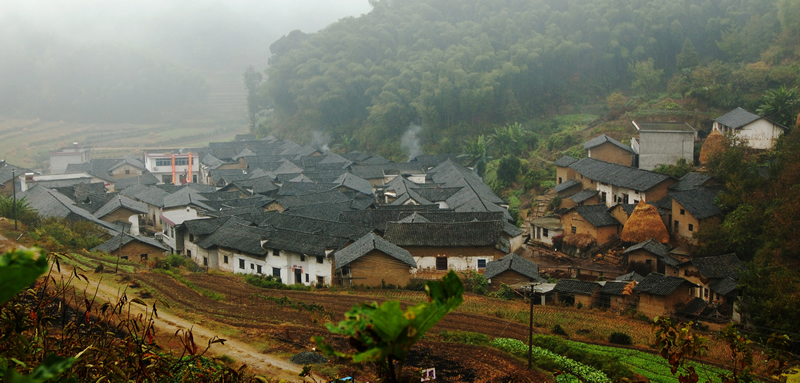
438, 330, 489, 346
154, 269, 225, 301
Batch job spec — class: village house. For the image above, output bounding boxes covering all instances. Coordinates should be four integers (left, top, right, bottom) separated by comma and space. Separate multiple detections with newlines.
678, 253, 743, 305
583, 134, 635, 166
623, 239, 680, 277
483, 253, 544, 291
529, 216, 563, 246
50, 143, 91, 175
632, 273, 697, 319
333, 232, 417, 287
573, 158, 677, 206
713, 107, 787, 149
554, 156, 579, 186
597, 281, 633, 312
144, 151, 200, 185
553, 279, 601, 307
0, 161, 25, 197
383, 220, 506, 279
631, 121, 697, 171
91, 233, 168, 263
92, 195, 148, 235
560, 204, 621, 246
668, 187, 722, 243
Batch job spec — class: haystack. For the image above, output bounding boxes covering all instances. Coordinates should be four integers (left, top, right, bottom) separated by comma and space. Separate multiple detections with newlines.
562, 233, 596, 249
699, 128, 726, 165
621, 200, 669, 244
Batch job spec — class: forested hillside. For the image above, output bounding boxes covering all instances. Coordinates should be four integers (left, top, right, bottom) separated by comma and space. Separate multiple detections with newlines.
261, 0, 799, 155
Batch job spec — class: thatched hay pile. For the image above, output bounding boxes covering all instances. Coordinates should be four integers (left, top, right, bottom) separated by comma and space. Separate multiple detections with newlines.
699, 128, 726, 165
621, 200, 669, 243
562, 233, 596, 249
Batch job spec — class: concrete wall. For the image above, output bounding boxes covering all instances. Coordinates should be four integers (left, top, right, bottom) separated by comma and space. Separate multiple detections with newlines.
345, 250, 413, 287
588, 142, 633, 166
638, 131, 695, 171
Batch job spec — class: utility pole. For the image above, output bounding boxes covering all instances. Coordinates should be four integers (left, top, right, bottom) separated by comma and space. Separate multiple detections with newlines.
528, 284, 534, 370
12, 168, 17, 230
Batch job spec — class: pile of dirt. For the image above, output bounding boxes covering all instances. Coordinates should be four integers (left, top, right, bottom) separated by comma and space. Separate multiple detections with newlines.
290, 351, 328, 365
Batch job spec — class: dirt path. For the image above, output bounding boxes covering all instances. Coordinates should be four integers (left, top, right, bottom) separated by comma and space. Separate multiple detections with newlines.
59, 266, 310, 381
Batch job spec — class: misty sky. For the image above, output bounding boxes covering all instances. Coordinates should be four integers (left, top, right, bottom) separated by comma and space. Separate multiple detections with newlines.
2, 0, 372, 69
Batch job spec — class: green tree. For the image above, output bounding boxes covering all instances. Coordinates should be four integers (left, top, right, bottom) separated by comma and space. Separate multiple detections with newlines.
652, 158, 695, 178
756, 85, 799, 129
629, 58, 663, 99
496, 155, 522, 189
314, 271, 464, 383
676, 38, 699, 70
459, 135, 493, 176
243, 65, 264, 133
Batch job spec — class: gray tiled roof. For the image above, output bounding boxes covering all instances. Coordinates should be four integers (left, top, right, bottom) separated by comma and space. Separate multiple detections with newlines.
334, 173, 373, 195
679, 298, 708, 315
633, 273, 691, 296
709, 277, 738, 296
616, 271, 644, 282
261, 227, 348, 256
197, 219, 269, 255
570, 158, 673, 191
277, 182, 336, 196
583, 134, 634, 153
283, 201, 355, 221
162, 188, 213, 211
261, 213, 371, 241
571, 204, 620, 227
669, 187, 722, 220
274, 190, 351, 209
554, 156, 579, 167
687, 253, 743, 280
334, 232, 416, 269
0, 163, 26, 185
384, 221, 502, 247
19, 185, 119, 233
92, 233, 168, 253
570, 189, 598, 203
554, 179, 581, 193
624, 239, 669, 257
669, 172, 715, 191
553, 279, 600, 295
183, 216, 231, 237
484, 253, 540, 280
714, 107, 763, 129
113, 173, 160, 189
600, 281, 628, 296
93, 195, 148, 218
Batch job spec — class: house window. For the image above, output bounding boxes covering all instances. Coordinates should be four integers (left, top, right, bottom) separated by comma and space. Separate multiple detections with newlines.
688, 224, 694, 232
272, 267, 281, 278
704, 288, 709, 298
316, 256, 324, 264
622, 193, 629, 204
680, 209, 685, 215
317, 276, 325, 285
224, 255, 229, 264
477, 259, 487, 269
239, 259, 245, 269
187, 250, 192, 257
571, 226, 577, 234
600, 192, 607, 203
250, 263, 254, 270
436, 257, 448, 271
125, 169, 130, 174
203, 256, 207, 266
543, 228, 549, 237
257, 265, 262, 274
306, 273, 309, 283
558, 177, 562, 184
155, 159, 171, 167
272, 249, 279, 256
189, 234, 194, 242
674, 220, 679, 231
300, 254, 305, 262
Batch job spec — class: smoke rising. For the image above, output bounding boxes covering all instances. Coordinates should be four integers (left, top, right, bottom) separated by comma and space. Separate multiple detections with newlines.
401, 124, 423, 161
310, 130, 331, 151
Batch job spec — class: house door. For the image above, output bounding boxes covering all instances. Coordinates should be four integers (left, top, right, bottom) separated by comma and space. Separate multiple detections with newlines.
295, 269, 303, 284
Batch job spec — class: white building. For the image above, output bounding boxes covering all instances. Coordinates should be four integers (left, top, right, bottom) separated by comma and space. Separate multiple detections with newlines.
144, 152, 200, 185
631, 121, 697, 171
712, 107, 787, 150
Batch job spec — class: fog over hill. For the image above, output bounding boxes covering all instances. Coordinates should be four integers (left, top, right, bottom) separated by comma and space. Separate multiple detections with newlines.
0, 0, 372, 122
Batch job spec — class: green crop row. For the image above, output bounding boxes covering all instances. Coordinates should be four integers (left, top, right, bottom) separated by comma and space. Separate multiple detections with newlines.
491, 338, 609, 383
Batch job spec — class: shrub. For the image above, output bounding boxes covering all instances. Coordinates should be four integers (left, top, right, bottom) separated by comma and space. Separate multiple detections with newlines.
552, 324, 568, 336
438, 330, 489, 346
576, 302, 583, 309
0, 195, 40, 228
489, 283, 515, 300
31, 217, 105, 251
609, 332, 633, 345
461, 270, 488, 295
